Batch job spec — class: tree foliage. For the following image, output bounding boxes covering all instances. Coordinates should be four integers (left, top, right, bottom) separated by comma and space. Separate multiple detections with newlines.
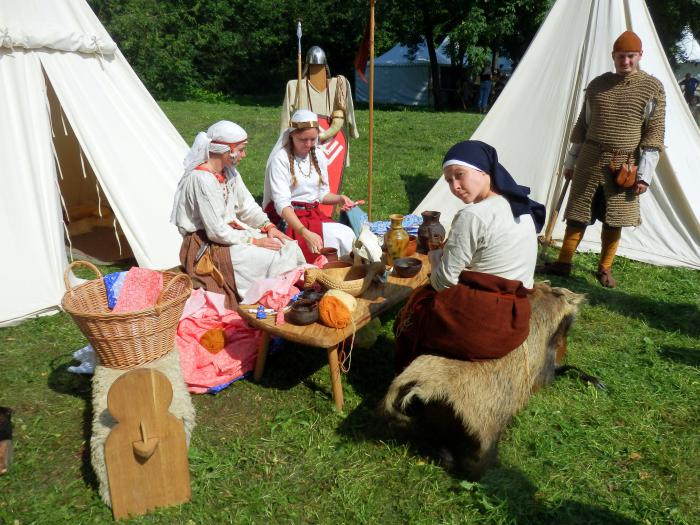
87, 0, 695, 102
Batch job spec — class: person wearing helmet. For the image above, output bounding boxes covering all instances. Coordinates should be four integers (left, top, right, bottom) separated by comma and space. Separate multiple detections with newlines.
280, 46, 359, 152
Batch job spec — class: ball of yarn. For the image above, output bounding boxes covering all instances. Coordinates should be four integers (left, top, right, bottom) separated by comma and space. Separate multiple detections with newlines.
200, 328, 227, 354
319, 290, 356, 328
326, 289, 357, 312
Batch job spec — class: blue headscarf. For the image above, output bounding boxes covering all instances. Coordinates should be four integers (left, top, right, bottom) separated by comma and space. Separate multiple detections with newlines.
442, 140, 546, 233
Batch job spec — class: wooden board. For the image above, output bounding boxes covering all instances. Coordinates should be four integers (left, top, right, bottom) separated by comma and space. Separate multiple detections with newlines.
105, 369, 191, 520
238, 254, 430, 348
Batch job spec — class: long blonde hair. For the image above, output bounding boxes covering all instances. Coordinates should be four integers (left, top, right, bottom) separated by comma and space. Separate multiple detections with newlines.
287, 134, 323, 188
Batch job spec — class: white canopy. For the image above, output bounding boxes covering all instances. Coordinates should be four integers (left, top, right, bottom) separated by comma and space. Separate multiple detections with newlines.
355, 38, 512, 106
0, 0, 188, 326
416, 0, 700, 269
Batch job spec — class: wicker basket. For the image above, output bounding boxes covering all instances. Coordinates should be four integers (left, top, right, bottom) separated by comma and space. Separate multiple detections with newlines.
304, 260, 385, 297
61, 261, 192, 370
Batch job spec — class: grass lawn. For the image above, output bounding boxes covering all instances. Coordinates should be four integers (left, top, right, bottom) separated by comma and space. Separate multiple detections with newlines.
1, 101, 698, 524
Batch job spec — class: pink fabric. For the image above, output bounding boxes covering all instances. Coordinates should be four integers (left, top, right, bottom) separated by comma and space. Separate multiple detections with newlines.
112, 268, 163, 313
176, 289, 261, 393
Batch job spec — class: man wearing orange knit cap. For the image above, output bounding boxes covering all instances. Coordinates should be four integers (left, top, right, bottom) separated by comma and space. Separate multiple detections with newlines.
541, 30, 665, 287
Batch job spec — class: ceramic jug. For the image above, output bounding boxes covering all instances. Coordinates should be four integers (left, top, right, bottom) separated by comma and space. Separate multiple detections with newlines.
417, 211, 446, 254
384, 214, 409, 265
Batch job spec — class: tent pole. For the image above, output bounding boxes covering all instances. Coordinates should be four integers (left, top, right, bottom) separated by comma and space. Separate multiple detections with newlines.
367, 0, 375, 222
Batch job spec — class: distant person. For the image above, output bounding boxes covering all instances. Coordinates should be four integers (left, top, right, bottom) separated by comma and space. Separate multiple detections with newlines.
478, 67, 493, 113
679, 73, 699, 106
493, 73, 508, 102
540, 31, 665, 288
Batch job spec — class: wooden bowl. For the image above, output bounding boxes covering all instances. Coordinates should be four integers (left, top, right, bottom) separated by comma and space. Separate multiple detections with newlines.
319, 247, 338, 262
286, 298, 319, 326
393, 257, 423, 278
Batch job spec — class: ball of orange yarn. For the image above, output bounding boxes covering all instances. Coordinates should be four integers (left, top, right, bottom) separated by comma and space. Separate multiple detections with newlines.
319, 290, 356, 328
200, 328, 227, 354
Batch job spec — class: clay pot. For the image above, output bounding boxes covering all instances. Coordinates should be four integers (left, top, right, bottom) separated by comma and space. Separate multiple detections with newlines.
383, 214, 409, 266
286, 298, 319, 326
405, 235, 417, 256
417, 211, 446, 254
319, 247, 338, 262
393, 257, 423, 278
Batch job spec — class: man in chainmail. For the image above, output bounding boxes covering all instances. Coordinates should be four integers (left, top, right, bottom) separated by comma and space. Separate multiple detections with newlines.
541, 31, 665, 288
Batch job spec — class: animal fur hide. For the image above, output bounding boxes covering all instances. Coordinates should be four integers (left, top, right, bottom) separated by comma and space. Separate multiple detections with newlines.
91, 347, 196, 506
380, 282, 585, 479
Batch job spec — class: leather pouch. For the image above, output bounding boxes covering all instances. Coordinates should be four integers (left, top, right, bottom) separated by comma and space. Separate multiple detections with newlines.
610, 153, 637, 188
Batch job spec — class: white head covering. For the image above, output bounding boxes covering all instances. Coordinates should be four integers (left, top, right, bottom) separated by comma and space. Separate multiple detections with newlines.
183, 120, 248, 173
265, 110, 319, 174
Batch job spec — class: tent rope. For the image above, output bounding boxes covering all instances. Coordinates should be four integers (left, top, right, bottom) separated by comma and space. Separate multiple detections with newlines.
62, 221, 74, 263
0, 27, 14, 52
113, 218, 123, 256
79, 148, 87, 179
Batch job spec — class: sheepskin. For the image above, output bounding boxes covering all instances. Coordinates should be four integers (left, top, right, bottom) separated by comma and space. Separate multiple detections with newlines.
380, 282, 585, 479
90, 347, 196, 506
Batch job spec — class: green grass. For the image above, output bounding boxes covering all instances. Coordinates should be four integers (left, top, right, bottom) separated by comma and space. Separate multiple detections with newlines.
1, 102, 698, 524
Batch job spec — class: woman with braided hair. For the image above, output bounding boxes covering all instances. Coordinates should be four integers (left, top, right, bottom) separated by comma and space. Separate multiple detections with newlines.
264, 109, 357, 262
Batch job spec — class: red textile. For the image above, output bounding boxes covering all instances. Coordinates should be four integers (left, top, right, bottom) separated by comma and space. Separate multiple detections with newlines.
264, 201, 333, 263
195, 163, 225, 183
394, 271, 532, 372
112, 268, 163, 313
354, 22, 371, 83
176, 289, 261, 393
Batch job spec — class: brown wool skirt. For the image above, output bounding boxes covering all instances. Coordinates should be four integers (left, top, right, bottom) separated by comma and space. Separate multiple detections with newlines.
394, 271, 532, 372
179, 231, 239, 309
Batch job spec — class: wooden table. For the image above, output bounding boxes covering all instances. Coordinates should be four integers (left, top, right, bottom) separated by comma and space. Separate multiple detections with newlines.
238, 254, 430, 410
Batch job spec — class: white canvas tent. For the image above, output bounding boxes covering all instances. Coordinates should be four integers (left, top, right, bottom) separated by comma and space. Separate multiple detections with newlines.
416, 0, 700, 269
0, 0, 188, 327
355, 39, 511, 106
355, 39, 455, 106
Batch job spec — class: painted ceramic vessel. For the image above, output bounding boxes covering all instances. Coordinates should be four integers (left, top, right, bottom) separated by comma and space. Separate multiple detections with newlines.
417, 211, 446, 254
384, 214, 409, 265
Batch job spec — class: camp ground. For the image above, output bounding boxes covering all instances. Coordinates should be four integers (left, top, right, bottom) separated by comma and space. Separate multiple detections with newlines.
0, 0, 698, 523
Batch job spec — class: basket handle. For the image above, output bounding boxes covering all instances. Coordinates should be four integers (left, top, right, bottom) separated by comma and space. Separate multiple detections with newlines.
63, 260, 103, 292
155, 273, 191, 313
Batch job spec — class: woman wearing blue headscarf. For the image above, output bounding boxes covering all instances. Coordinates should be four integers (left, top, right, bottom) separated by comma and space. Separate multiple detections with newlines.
394, 140, 546, 372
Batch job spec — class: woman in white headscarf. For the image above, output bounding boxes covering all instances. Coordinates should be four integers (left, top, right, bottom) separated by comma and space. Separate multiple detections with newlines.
172, 120, 305, 305
263, 109, 356, 263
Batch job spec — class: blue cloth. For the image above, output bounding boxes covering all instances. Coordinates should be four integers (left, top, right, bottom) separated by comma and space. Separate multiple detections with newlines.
103, 271, 127, 310
339, 206, 368, 237
368, 213, 422, 237
442, 140, 546, 233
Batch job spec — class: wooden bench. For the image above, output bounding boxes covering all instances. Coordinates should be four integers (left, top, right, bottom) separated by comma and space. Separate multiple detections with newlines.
238, 254, 430, 410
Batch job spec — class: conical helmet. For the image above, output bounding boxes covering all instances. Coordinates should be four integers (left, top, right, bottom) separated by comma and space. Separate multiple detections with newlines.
303, 46, 331, 77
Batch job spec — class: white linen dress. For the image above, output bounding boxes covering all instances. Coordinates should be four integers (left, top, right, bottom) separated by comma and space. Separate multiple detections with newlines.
430, 195, 537, 291
172, 166, 305, 296
263, 146, 356, 256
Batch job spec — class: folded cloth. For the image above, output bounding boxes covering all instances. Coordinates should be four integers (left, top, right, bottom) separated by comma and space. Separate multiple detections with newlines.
113, 268, 163, 313
103, 271, 127, 310
339, 206, 369, 237
241, 266, 309, 311
177, 289, 261, 393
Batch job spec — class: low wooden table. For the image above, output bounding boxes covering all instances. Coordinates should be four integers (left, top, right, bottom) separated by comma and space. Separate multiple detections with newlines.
238, 254, 430, 410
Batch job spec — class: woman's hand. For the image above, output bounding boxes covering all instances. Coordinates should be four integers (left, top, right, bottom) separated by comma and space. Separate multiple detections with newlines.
267, 226, 291, 243
338, 195, 355, 211
301, 228, 323, 254
253, 237, 283, 251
